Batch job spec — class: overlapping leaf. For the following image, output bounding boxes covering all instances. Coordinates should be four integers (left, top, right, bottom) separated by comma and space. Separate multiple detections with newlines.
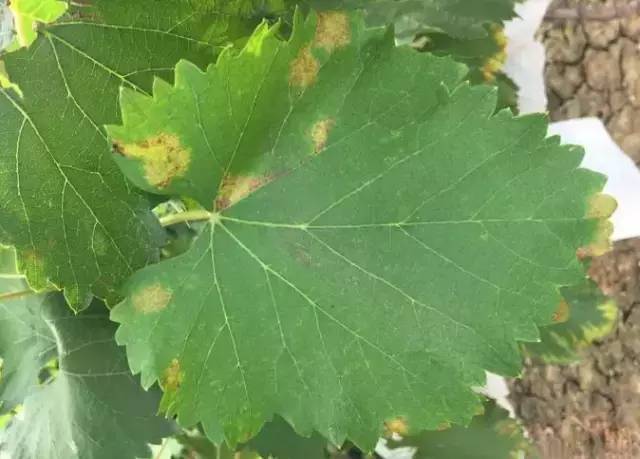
415, 26, 517, 111
0, 0, 280, 310
175, 418, 326, 459
388, 400, 532, 458
109, 9, 610, 450
246, 416, 330, 459
305, 0, 519, 39
0, 247, 48, 414
8, 0, 67, 48
524, 281, 617, 363
0, 266, 172, 458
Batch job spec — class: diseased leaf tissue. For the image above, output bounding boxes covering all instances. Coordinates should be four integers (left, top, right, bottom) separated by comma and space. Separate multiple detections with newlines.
0, 0, 614, 457
110, 8, 612, 450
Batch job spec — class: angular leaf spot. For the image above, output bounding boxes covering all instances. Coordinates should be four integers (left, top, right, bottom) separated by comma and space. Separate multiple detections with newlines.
577, 220, 614, 259
132, 283, 172, 314
586, 193, 617, 219
114, 133, 191, 188
163, 358, 184, 392
289, 46, 319, 88
314, 11, 351, 52
437, 421, 452, 431
311, 118, 335, 153
480, 25, 507, 82
215, 174, 271, 211
385, 417, 409, 436
552, 299, 570, 323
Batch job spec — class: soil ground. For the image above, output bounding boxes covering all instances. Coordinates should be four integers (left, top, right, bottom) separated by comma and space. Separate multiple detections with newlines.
543, 0, 640, 164
510, 240, 640, 458
509, 1, 640, 457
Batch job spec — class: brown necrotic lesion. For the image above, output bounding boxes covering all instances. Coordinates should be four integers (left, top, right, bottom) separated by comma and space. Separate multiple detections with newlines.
113, 133, 191, 189
132, 282, 172, 314
314, 11, 351, 53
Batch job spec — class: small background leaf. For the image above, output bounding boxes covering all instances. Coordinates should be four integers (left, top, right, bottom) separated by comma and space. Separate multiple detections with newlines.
388, 400, 533, 459
246, 416, 330, 459
304, 0, 520, 40
0, 257, 174, 458
9, 0, 67, 48
523, 281, 617, 363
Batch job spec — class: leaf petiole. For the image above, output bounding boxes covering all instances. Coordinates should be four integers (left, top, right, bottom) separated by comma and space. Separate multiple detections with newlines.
159, 210, 213, 227
0, 289, 39, 302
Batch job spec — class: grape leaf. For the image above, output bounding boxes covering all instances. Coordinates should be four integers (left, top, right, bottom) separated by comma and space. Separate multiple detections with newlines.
304, 0, 519, 40
415, 25, 517, 112
0, 0, 277, 310
523, 281, 617, 363
8, 0, 67, 48
388, 400, 532, 459
109, 10, 611, 450
174, 418, 329, 459
246, 416, 330, 459
0, 249, 49, 414
0, 277, 173, 458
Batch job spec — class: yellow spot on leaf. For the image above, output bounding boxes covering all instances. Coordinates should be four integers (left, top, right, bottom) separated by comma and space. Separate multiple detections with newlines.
311, 118, 335, 153
132, 283, 172, 314
314, 11, 351, 53
114, 133, 190, 189
163, 358, 184, 392
552, 299, 570, 323
437, 421, 451, 431
581, 300, 617, 344
587, 193, 617, 219
289, 46, 319, 89
578, 220, 613, 259
491, 24, 507, 49
481, 51, 506, 83
385, 417, 409, 436
215, 174, 270, 211
481, 25, 507, 82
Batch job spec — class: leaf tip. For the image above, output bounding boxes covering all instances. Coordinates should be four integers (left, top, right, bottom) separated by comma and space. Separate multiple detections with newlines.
586, 193, 617, 220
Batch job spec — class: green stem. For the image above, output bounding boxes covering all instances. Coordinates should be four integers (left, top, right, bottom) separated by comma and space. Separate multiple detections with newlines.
159, 210, 212, 227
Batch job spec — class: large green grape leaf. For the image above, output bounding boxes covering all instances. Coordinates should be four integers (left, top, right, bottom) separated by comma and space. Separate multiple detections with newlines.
109, 10, 611, 450
388, 400, 532, 458
523, 281, 617, 363
304, 0, 519, 40
0, 274, 173, 458
0, 0, 280, 310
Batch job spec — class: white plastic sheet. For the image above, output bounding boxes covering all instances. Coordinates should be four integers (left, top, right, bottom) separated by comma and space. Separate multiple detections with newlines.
503, 0, 640, 241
